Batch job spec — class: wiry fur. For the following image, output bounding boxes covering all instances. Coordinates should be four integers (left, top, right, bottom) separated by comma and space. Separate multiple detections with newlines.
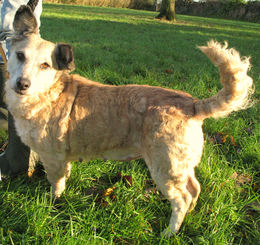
195, 40, 254, 119
5, 6, 254, 236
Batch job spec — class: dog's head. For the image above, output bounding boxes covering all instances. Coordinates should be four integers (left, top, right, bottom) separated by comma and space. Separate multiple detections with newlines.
7, 5, 75, 96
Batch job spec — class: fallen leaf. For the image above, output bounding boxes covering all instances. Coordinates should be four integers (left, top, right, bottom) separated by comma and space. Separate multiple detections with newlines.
102, 186, 116, 197
93, 186, 117, 207
232, 172, 251, 187
210, 132, 237, 147
116, 172, 133, 187
230, 135, 236, 146
214, 132, 225, 144
122, 175, 133, 187
165, 69, 173, 74
111, 194, 116, 200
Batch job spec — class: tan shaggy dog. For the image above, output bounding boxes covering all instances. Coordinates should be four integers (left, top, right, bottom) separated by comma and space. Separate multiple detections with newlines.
4, 5, 254, 236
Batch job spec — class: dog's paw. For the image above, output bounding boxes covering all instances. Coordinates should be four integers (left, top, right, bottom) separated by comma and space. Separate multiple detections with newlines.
161, 226, 177, 238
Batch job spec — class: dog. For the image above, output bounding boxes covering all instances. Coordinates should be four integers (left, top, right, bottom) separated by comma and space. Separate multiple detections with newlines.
4, 5, 254, 236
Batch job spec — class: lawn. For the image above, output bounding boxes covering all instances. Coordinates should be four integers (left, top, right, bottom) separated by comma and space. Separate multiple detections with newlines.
0, 3, 259, 244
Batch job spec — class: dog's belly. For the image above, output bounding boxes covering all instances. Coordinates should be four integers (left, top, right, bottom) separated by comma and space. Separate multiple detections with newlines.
102, 147, 142, 161
69, 147, 142, 163
67, 141, 142, 163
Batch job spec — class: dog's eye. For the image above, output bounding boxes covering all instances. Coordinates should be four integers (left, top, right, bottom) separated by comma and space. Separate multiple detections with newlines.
40, 62, 50, 70
16, 52, 25, 62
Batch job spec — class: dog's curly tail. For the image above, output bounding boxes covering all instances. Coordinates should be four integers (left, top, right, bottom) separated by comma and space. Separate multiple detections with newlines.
195, 40, 254, 119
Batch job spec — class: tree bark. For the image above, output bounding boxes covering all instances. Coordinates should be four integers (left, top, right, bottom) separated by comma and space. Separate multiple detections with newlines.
156, 0, 176, 22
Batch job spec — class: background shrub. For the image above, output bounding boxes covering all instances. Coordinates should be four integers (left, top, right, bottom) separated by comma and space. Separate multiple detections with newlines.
45, 0, 260, 22
45, 0, 155, 10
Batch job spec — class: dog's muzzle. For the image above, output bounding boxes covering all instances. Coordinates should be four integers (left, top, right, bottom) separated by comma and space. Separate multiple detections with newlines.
15, 77, 31, 95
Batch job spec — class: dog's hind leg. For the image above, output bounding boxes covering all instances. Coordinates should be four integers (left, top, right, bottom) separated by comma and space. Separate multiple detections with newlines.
143, 149, 200, 237
186, 173, 201, 212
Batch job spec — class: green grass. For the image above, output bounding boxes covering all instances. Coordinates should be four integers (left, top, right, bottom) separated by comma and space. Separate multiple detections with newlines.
0, 3, 259, 244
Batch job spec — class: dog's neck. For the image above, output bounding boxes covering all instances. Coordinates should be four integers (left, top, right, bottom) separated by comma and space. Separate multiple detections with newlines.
6, 71, 79, 150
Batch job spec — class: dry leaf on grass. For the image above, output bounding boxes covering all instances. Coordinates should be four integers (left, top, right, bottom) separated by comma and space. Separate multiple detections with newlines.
117, 172, 133, 187
102, 186, 116, 197
229, 135, 236, 146
93, 186, 117, 207
122, 175, 133, 187
232, 172, 252, 187
86, 172, 135, 207
208, 132, 238, 148
165, 69, 173, 74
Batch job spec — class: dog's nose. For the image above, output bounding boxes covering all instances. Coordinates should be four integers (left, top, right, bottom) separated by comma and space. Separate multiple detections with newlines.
16, 77, 31, 91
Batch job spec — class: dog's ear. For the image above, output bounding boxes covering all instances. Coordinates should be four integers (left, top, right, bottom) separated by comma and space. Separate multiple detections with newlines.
52, 43, 75, 72
13, 5, 38, 36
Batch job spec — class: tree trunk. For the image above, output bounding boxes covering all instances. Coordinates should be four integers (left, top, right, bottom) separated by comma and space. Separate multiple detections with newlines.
156, 0, 176, 22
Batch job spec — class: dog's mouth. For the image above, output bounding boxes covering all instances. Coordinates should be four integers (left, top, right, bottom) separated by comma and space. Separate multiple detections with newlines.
14, 88, 28, 95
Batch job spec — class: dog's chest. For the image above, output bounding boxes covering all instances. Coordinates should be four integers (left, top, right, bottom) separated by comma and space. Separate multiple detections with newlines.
14, 117, 55, 152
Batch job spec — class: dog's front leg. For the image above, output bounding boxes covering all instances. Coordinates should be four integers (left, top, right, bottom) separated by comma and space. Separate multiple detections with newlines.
41, 156, 69, 198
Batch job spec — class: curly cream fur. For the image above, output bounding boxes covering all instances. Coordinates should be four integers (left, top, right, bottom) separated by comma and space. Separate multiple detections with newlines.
195, 40, 254, 119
